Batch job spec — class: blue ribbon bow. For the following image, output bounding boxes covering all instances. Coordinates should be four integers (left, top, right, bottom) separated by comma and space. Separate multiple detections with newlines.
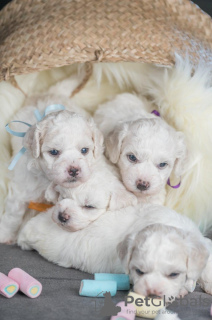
5, 104, 65, 170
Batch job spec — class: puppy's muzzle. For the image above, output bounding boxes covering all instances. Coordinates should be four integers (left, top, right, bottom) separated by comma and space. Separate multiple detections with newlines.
58, 211, 70, 223
68, 167, 80, 178
137, 180, 150, 191
146, 288, 162, 298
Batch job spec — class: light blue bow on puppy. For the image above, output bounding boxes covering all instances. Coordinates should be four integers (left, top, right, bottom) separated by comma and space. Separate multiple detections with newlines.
5, 104, 65, 170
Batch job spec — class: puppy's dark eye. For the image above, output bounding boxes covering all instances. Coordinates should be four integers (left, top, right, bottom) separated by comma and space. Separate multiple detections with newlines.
127, 154, 138, 163
84, 205, 95, 209
135, 269, 145, 276
81, 148, 89, 155
168, 273, 179, 278
49, 149, 59, 156
158, 162, 168, 169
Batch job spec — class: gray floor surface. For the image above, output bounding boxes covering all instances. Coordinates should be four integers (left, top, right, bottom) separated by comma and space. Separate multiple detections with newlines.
0, 244, 212, 320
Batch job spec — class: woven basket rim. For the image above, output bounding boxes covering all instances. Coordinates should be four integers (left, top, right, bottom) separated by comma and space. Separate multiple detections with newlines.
1, 0, 212, 82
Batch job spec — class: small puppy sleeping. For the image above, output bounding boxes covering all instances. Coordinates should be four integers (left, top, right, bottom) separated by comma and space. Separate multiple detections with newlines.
0, 108, 104, 244
46, 158, 137, 231
118, 224, 209, 301
94, 93, 187, 205
17, 203, 212, 302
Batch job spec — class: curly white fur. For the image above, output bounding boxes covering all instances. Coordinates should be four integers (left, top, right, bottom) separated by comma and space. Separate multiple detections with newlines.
0, 108, 104, 243
46, 157, 137, 231
139, 56, 212, 233
93, 57, 212, 232
1, 56, 212, 232
94, 93, 187, 205
17, 203, 212, 301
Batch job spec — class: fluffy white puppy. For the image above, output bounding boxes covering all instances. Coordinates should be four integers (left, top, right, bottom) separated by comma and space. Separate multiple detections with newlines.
0, 110, 103, 243
118, 224, 208, 301
17, 203, 212, 302
94, 93, 187, 205
46, 158, 137, 231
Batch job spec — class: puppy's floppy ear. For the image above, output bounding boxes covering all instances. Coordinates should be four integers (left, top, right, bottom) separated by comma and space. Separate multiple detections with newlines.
172, 131, 187, 178
106, 123, 129, 164
117, 233, 137, 274
23, 124, 41, 158
87, 118, 104, 159
185, 233, 209, 283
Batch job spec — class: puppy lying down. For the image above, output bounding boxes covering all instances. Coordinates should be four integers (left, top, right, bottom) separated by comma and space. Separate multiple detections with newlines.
18, 203, 212, 302
46, 158, 137, 231
0, 108, 103, 244
94, 93, 187, 205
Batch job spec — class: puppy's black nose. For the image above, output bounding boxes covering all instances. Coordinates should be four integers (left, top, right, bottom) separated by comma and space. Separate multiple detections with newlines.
58, 211, 70, 223
137, 181, 150, 191
68, 167, 79, 177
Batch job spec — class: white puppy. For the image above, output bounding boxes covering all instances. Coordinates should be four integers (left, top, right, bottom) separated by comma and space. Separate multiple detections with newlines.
94, 93, 187, 205
118, 224, 209, 301
46, 158, 137, 231
17, 203, 212, 302
0, 109, 103, 243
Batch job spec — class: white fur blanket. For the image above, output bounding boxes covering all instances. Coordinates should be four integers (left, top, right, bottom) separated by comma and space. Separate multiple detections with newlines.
1, 57, 212, 233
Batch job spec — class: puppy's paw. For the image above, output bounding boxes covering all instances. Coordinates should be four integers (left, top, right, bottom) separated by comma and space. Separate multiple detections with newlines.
45, 183, 59, 204
198, 257, 212, 295
199, 281, 212, 295
0, 224, 16, 244
109, 189, 137, 210
17, 222, 38, 250
17, 238, 32, 251
177, 287, 188, 298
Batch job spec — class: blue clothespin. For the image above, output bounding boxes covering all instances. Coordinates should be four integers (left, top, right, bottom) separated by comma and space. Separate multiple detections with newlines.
5, 104, 65, 170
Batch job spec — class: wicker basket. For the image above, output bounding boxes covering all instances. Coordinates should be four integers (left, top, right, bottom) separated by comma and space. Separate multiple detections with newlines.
1, 0, 212, 82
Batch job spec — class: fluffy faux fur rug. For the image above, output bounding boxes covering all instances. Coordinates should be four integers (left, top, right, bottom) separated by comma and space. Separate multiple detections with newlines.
1, 57, 212, 233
